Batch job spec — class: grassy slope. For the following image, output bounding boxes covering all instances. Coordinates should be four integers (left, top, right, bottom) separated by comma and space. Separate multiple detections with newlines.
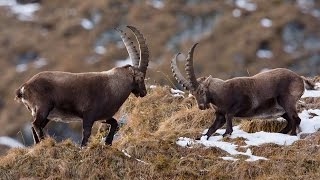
2, 0, 320, 136
1, 86, 320, 179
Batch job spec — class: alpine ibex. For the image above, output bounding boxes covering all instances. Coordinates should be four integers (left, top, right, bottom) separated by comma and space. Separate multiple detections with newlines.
171, 43, 308, 139
15, 26, 150, 146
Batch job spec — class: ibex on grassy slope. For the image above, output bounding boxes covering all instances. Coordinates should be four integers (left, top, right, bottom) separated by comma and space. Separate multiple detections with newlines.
171, 43, 309, 139
15, 26, 149, 146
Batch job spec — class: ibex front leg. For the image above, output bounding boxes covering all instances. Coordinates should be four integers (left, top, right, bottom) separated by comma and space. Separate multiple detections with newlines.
103, 118, 119, 145
32, 105, 52, 144
202, 112, 226, 140
32, 118, 50, 144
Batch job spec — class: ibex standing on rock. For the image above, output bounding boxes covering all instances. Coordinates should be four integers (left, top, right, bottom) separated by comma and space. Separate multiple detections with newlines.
15, 26, 150, 146
171, 43, 307, 139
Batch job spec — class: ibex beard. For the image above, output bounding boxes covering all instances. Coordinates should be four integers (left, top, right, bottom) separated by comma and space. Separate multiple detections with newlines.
15, 26, 150, 147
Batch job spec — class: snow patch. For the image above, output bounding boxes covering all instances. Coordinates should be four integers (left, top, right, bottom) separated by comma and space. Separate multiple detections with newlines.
0, 0, 40, 21
171, 88, 185, 97
33, 58, 47, 68
149, 85, 157, 89
147, 0, 164, 9
81, 19, 94, 30
302, 88, 320, 98
256, 49, 273, 59
94, 46, 106, 55
0, 136, 24, 148
235, 0, 257, 11
221, 156, 238, 161
232, 9, 241, 17
260, 18, 272, 28
16, 63, 28, 72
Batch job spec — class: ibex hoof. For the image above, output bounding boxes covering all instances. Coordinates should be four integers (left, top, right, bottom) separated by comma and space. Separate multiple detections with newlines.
222, 133, 231, 138
195, 135, 205, 140
105, 138, 113, 146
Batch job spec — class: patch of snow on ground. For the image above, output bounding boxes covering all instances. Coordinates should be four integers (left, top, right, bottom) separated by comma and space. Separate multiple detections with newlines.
256, 49, 273, 59
177, 88, 320, 161
260, 18, 272, 28
171, 88, 185, 97
301, 88, 320, 98
299, 109, 320, 133
81, 19, 94, 30
235, 0, 257, 11
0, 0, 40, 21
0, 136, 24, 148
33, 58, 47, 68
147, 0, 164, 9
232, 9, 241, 17
16, 63, 28, 72
221, 156, 238, 161
94, 46, 106, 55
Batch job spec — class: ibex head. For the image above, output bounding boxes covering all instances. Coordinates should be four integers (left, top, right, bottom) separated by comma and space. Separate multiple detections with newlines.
171, 43, 211, 110
117, 25, 150, 97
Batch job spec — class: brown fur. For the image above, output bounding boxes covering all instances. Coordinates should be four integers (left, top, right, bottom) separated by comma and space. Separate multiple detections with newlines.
172, 43, 307, 139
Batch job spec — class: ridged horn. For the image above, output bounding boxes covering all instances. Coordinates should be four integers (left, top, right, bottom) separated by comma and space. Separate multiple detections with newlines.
126, 25, 149, 75
171, 53, 191, 90
185, 43, 199, 89
116, 28, 140, 67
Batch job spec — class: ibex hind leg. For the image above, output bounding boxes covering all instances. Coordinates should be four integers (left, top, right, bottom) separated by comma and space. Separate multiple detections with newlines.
279, 113, 292, 134
278, 96, 299, 135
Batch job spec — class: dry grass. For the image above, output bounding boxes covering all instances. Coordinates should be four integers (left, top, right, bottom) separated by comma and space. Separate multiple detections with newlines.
1, 0, 320, 178
1, 86, 320, 179
2, 0, 320, 137
240, 118, 287, 133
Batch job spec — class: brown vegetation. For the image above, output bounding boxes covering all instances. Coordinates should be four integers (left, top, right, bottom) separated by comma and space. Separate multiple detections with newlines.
1, 86, 320, 179
1, 1, 320, 179
1, 0, 320, 137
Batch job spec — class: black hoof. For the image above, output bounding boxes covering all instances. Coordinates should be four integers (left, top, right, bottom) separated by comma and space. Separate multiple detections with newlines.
222, 133, 231, 138
105, 138, 113, 146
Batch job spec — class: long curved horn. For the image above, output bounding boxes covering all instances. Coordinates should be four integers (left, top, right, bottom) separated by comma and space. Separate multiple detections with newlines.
185, 43, 199, 89
126, 26, 149, 75
116, 28, 140, 67
171, 53, 192, 90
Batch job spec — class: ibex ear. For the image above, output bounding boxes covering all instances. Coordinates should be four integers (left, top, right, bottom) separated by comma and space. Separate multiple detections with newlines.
128, 65, 133, 71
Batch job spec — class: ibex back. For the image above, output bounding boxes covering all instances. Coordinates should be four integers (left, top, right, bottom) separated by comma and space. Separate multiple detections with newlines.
15, 26, 150, 146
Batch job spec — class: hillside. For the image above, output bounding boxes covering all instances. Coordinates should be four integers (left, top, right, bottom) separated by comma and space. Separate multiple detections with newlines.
1, 0, 320, 139
1, 0, 320, 179
1, 83, 320, 179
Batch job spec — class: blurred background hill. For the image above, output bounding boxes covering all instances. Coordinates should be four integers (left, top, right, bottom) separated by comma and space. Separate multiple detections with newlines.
0, 0, 320, 146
